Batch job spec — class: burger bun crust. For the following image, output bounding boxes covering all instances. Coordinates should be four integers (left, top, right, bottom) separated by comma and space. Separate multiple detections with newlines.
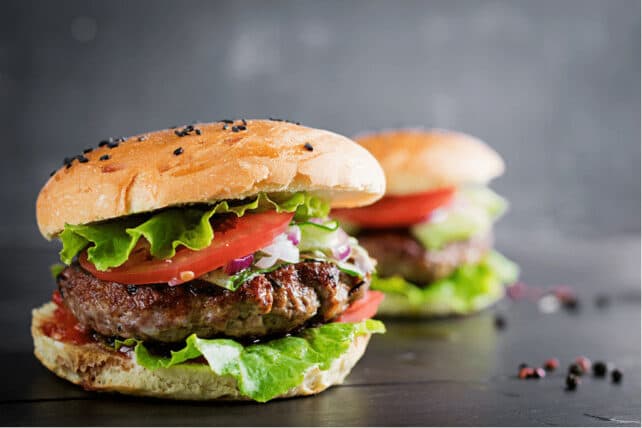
37, 120, 385, 239
355, 129, 504, 195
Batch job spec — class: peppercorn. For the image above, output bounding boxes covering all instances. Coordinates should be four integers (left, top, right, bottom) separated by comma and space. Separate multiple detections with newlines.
566, 374, 580, 390
568, 363, 584, 376
519, 367, 534, 379
532, 368, 546, 379
575, 356, 591, 373
544, 358, 559, 371
562, 296, 580, 311
494, 314, 506, 330
592, 361, 608, 377
594, 294, 610, 308
611, 369, 622, 383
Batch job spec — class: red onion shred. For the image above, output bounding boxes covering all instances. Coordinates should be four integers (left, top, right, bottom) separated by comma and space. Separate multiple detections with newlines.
224, 254, 254, 275
286, 226, 301, 245
332, 244, 351, 261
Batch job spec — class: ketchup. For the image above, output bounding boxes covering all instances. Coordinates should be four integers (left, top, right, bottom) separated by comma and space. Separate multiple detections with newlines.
41, 291, 91, 345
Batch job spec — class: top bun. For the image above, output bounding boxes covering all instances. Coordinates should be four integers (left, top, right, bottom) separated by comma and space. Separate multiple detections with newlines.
354, 129, 504, 196
37, 120, 385, 239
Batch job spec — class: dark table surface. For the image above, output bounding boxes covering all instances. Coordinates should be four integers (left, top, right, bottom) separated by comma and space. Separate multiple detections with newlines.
1, 233, 640, 426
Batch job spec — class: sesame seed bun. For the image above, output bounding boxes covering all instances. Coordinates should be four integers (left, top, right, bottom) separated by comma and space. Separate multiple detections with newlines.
354, 129, 504, 195
32, 302, 372, 401
37, 120, 386, 239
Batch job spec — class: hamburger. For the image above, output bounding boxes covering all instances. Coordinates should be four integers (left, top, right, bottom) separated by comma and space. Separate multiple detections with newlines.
33, 119, 387, 402
333, 129, 518, 317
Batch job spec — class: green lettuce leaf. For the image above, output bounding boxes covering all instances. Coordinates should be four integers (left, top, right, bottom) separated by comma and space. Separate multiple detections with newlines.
371, 251, 518, 315
199, 264, 285, 291
49, 263, 65, 279
116, 320, 385, 402
59, 192, 329, 271
411, 186, 507, 250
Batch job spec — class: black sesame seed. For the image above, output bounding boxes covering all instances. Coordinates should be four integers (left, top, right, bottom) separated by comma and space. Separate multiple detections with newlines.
49, 170, 56, 177
237, 125, 246, 131
173, 147, 184, 156
221, 119, 234, 124
611, 369, 622, 383
65, 163, 72, 169
241, 119, 247, 125
592, 361, 608, 377
566, 374, 580, 390
232, 126, 240, 132
222, 125, 228, 130
137, 135, 147, 142
98, 140, 110, 147
107, 141, 119, 149
99, 154, 110, 161
115, 136, 126, 142
63, 156, 73, 165
195, 129, 202, 135
83, 147, 93, 154
304, 142, 314, 152
185, 125, 194, 131
77, 155, 89, 163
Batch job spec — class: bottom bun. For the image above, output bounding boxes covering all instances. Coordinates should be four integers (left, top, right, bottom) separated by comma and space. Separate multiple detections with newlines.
32, 302, 371, 401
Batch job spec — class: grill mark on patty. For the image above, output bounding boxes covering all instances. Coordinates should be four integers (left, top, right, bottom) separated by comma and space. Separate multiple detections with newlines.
58, 261, 369, 343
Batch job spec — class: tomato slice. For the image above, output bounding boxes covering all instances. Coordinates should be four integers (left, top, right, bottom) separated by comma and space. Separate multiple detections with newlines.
42, 291, 90, 345
335, 291, 385, 323
79, 211, 294, 285
332, 187, 455, 228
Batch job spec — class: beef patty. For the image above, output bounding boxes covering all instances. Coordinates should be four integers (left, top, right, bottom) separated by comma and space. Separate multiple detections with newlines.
58, 261, 368, 343
357, 230, 492, 285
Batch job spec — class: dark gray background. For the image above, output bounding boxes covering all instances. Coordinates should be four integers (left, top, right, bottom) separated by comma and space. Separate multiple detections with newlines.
0, 2, 640, 425
0, 0, 639, 248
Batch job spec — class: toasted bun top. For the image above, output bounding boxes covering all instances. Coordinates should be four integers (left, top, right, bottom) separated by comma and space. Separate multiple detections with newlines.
354, 129, 504, 195
37, 120, 385, 239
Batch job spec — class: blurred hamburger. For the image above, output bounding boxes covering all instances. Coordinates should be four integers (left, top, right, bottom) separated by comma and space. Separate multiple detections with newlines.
33, 119, 387, 402
333, 129, 518, 317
